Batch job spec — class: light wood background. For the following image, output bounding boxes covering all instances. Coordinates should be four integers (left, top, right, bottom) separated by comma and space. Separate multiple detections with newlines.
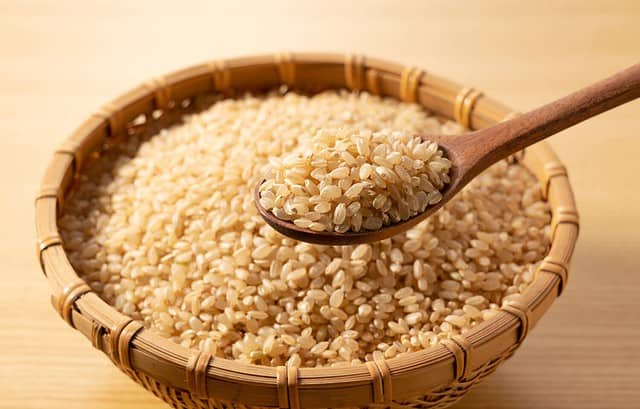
1, 1, 638, 408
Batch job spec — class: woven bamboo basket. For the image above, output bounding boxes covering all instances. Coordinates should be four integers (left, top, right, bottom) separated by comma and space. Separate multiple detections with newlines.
35, 52, 579, 409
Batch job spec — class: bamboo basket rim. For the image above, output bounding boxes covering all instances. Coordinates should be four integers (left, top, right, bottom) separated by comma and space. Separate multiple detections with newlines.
35, 52, 579, 408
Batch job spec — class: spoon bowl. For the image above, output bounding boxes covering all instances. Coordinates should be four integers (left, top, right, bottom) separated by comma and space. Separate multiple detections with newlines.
254, 134, 468, 245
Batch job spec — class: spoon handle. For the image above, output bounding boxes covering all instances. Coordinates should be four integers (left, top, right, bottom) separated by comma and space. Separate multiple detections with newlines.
463, 63, 640, 177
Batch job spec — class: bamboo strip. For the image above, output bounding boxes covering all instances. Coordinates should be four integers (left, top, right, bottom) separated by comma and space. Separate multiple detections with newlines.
415, 73, 466, 121
35, 196, 60, 270
344, 54, 365, 91
277, 366, 288, 408
38, 152, 74, 209
524, 142, 565, 199
275, 52, 296, 87
362, 55, 404, 77
41, 245, 80, 299
144, 77, 172, 111
542, 162, 568, 198
399, 67, 424, 103
209, 60, 231, 91
548, 234, 575, 272
117, 320, 145, 373
538, 259, 569, 296
454, 87, 473, 125
57, 279, 91, 327
548, 175, 580, 240
93, 103, 125, 137
56, 116, 108, 174
186, 350, 213, 399
461, 90, 483, 129
365, 68, 381, 95
551, 206, 580, 242
373, 358, 392, 404
462, 311, 521, 375
90, 320, 104, 350
524, 272, 562, 327
470, 95, 512, 130
365, 361, 384, 403
110, 319, 139, 370
441, 338, 466, 380
542, 223, 578, 295
287, 366, 301, 409
501, 300, 531, 343
164, 63, 216, 102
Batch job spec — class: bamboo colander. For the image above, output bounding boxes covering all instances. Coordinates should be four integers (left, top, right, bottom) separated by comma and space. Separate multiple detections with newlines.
35, 53, 579, 409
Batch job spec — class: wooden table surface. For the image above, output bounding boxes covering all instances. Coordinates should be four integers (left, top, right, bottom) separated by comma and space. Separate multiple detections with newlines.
1, 1, 639, 408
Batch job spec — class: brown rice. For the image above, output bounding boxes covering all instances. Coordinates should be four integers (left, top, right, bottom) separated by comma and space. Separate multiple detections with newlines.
59, 90, 551, 368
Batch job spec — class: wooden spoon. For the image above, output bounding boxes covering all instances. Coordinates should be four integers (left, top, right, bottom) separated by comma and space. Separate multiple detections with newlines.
255, 63, 640, 245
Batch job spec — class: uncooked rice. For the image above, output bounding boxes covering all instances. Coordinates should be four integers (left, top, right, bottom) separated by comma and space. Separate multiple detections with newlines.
59, 90, 551, 368
259, 128, 451, 232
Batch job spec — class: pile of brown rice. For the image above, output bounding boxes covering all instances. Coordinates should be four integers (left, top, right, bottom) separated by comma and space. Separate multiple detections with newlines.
59, 90, 551, 368
259, 128, 451, 233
